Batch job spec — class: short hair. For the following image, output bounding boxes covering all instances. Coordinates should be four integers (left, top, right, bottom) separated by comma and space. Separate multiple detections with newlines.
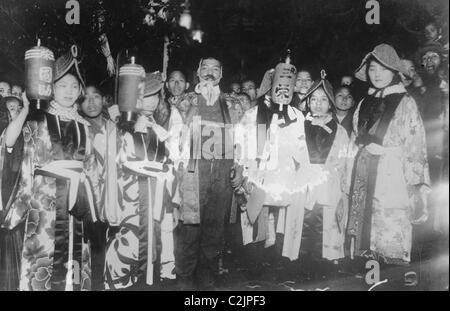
297, 69, 312, 74
335, 85, 353, 95
236, 92, 251, 101
424, 19, 441, 30
199, 57, 222, 69
168, 70, 188, 81
85, 85, 103, 96
241, 79, 256, 86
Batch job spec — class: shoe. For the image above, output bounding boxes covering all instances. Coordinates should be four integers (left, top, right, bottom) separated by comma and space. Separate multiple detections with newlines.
176, 275, 195, 291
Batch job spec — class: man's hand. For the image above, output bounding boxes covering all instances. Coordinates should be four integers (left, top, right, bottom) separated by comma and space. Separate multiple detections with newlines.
134, 115, 152, 133
173, 205, 180, 228
108, 104, 120, 122
439, 79, 449, 96
230, 165, 244, 189
411, 209, 429, 225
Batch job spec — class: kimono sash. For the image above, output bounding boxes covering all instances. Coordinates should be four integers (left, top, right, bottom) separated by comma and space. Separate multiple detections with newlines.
348, 92, 404, 251
122, 160, 174, 221
125, 130, 174, 286
34, 160, 97, 223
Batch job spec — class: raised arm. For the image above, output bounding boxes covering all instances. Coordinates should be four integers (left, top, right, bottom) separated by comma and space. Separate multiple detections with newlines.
5, 93, 30, 149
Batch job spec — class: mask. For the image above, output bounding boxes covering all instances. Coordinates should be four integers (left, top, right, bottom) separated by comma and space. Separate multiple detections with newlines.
271, 61, 297, 107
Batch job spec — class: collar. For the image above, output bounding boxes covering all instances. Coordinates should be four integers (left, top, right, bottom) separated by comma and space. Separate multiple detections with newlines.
368, 83, 406, 98
89, 116, 109, 135
194, 82, 221, 106
264, 95, 297, 118
47, 101, 90, 126
168, 95, 181, 105
305, 112, 333, 134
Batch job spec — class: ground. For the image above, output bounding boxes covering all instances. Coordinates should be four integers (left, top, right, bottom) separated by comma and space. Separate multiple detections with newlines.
133, 229, 449, 292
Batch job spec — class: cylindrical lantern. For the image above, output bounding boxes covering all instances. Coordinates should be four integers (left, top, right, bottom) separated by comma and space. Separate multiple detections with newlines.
24, 40, 55, 109
117, 57, 145, 123
271, 50, 297, 109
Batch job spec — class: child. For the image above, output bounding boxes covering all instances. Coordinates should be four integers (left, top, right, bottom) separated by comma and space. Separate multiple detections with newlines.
300, 72, 350, 280
333, 86, 355, 137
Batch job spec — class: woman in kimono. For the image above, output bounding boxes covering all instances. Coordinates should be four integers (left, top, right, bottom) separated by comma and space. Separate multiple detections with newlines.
104, 72, 182, 290
299, 73, 350, 280
347, 44, 430, 269
0, 46, 98, 291
0, 94, 26, 290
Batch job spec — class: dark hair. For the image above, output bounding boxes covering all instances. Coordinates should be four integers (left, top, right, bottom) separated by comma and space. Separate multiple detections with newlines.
168, 70, 188, 81
236, 92, 251, 101
200, 57, 222, 69
77, 85, 110, 120
335, 85, 353, 96
4, 96, 23, 108
297, 69, 312, 75
85, 85, 103, 96
305, 86, 336, 114
241, 79, 256, 86
424, 20, 441, 31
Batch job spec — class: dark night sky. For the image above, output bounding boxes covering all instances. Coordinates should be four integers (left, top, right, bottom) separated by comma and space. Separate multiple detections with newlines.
0, 0, 448, 93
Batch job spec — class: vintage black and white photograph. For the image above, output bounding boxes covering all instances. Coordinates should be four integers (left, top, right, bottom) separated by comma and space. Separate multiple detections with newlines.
0, 0, 448, 295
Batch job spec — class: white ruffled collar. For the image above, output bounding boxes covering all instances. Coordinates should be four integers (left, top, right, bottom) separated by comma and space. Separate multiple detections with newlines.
194, 82, 221, 106
47, 101, 90, 126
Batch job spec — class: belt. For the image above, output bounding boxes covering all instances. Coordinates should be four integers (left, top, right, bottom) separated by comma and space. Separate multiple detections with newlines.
34, 160, 97, 222
122, 160, 174, 286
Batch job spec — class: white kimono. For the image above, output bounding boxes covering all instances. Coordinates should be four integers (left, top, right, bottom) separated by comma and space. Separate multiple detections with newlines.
234, 104, 314, 261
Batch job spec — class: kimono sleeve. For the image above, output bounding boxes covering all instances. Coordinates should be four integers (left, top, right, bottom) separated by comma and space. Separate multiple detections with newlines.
400, 96, 431, 187
84, 127, 100, 203
334, 124, 351, 194
0, 128, 27, 229
166, 107, 184, 166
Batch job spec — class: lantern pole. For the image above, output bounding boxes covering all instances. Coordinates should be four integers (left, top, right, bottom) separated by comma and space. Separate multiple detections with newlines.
162, 35, 170, 97
36, 37, 41, 109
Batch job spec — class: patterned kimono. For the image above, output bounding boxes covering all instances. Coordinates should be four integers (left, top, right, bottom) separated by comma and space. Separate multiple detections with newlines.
167, 92, 198, 122
87, 117, 119, 290
235, 99, 313, 261
347, 84, 430, 264
0, 108, 24, 291
104, 108, 182, 290
1, 103, 98, 291
89, 117, 120, 225
302, 113, 350, 261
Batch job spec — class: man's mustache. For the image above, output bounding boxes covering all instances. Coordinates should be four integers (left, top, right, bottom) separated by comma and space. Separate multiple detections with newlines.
201, 74, 216, 81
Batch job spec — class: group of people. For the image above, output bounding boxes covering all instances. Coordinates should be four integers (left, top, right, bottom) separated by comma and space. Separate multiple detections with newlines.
0, 19, 448, 291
